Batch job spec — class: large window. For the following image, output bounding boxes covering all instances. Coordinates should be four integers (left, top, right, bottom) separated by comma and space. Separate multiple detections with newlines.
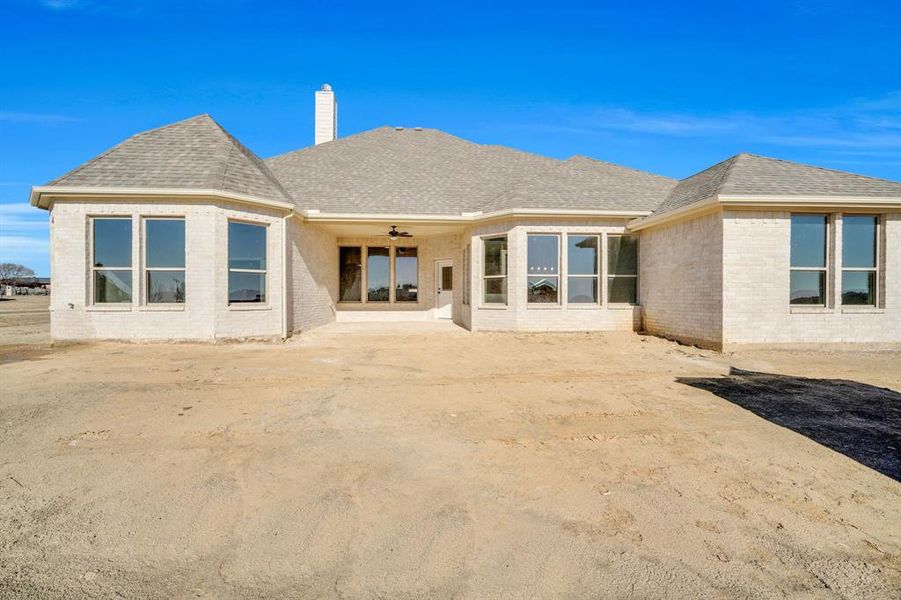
568, 234, 599, 304
527, 235, 559, 303
842, 215, 878, 306
92, 218, 133, 304
145, 218, 185, 304
395, 247, 418, 302
483, 236, 508, 304
367, 247, 390, 302
228, 221, 267, 303
790, 214, 827, 305
607, 235, 638, 304
339, 246, 362, 302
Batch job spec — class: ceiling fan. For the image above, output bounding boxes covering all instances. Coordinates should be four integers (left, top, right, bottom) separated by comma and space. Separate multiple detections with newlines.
388, 225, 412, 240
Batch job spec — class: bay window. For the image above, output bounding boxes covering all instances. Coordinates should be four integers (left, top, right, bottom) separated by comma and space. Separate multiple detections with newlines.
842, 215, 878, 306
92, 217, 133, 304
790, 214, 827, 305
145, 218, 185, 303
607, 235, 638, 304
527, 234, 559, 303
228, 221, 267, 303
483, 236, 508, 304
567, 234, 599, 304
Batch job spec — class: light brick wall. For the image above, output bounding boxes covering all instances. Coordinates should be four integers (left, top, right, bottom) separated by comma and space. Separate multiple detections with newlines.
639, 211, 724, 348
287, 219, 337, 333
468, 219, 641, 332
722, 210, 901, 345
49, 199, 286, 341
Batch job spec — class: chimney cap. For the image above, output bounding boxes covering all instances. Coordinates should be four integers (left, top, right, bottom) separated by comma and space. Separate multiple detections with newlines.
320, 83, 332, 91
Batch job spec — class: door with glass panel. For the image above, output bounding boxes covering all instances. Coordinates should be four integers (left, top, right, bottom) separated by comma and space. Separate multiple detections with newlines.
435, 260, 453, 319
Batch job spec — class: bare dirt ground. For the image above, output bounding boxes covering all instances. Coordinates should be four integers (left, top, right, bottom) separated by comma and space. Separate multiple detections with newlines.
1, 296, 900, 599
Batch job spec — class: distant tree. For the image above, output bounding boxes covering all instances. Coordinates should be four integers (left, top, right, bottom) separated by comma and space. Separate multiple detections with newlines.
0, 263, 36, 284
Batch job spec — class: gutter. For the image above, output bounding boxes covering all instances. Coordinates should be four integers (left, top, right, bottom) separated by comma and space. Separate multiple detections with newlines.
30, 186, 296, 212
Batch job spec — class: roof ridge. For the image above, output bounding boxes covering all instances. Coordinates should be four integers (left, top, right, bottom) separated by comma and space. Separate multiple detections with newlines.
203, 115, 291, 199
46, 114, 214, 186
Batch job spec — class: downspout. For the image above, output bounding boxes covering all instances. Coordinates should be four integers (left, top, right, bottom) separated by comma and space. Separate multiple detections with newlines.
281, 211, 292, 341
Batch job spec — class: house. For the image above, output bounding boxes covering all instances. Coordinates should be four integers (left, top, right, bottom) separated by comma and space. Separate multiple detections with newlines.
30, 85, 901, 349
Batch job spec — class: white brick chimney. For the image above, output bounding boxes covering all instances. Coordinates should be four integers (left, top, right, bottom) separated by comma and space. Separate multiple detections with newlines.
314, 84, 337, 145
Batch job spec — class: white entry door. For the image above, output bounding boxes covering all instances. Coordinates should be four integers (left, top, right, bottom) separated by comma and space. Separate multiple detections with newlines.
435, 260, 453, 319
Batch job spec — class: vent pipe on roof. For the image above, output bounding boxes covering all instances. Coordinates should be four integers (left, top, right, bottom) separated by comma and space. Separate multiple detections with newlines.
314, 84, 337, 145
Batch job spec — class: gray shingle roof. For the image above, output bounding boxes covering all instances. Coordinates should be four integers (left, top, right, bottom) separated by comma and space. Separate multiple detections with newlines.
43, 116, 901, 217
655, 153, 901, 216
48, 114, 290, 201
265, 127, 558, 214
483, 155, 675, 213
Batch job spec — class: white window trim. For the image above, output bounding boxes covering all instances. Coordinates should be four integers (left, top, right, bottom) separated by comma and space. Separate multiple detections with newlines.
606, 234, 639, 306
227, 219, 269, 307
89, 216, 134, 306
840, 214, 880, 308
481, 235, 508, 307
526, 233, 561, 307
142, 216, 186, 308
789, 213, 830, 308
565, 233, 601, 308
337, 244, 421, 305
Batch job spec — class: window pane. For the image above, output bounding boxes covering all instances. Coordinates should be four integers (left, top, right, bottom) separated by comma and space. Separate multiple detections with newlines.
484, 237, 507, 277
607, 276, 637, 304
568, 277, 597, 303
527, 235, 558, 275
229, 271, 266, 303
441, 266, 453, 291
528, 276, 558, 303
843, 216, 876, 268
339, 246, 362, 302
93, 219, 132, 268
842, 271, 876, 305
790, 270, 825, 304
367, 247, 389, 302
790, 214, 827, 268
484, 277, 506, 304
395, 247, 418, 302
568, 235, 598, 275
228, 222, 267, 270
94, 269, 132, 303
146, 219, 185, 268
147, 270, 186, 303
607, 236, 638, 275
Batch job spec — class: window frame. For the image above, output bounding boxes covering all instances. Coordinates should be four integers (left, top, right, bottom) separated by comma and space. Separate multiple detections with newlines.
840, 214, 880, 307
338, 245, 364, 303
89, 216, 134, 306
337, 245, 421, 305
481, 235, 508, 306
227, 219, 269, 306
526, 233, 561, 306
142, 216, 186, 306
462, 243, 471, 306
565, 233, 601, 307
606, 234, 639, 305
789, 213, 830, 307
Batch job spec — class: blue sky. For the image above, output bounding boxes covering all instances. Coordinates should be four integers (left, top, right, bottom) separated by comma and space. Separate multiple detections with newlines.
2, 0, 900, 276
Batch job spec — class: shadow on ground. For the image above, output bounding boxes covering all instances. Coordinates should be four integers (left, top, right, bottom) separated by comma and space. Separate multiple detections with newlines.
679, 368, 901, 481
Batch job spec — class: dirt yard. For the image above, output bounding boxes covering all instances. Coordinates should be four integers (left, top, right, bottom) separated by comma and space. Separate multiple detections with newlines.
1, 296, 900, 598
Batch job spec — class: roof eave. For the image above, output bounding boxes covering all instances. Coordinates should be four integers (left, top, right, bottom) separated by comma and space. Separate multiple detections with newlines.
628, 194, 901, 231
302, 207, 651, 224
29, 186, 295, 212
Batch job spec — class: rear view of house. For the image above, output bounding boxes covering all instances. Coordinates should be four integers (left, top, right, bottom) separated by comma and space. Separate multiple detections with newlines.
30, 85, 901, 348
